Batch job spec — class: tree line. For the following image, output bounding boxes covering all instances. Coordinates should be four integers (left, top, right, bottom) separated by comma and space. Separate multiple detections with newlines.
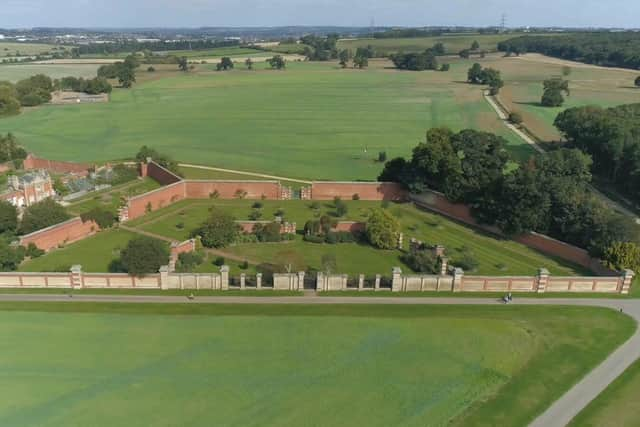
378, 127, 640, 263
554, 103, 640, 207
498, 33, 640, 70
72, 39, 241, 56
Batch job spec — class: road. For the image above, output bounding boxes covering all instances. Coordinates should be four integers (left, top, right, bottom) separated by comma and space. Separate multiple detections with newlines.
0, 293, 638, 426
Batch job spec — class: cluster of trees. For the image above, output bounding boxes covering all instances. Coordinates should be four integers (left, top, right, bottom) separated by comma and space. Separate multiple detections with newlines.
467, 63, 504, 94
338, 47, 372, 69
498, 33, 640, 70
111, 236, 169, 276
267, 55, 286, 70
97, 55, 138, 88
390, 50, 439, 71
72, 39, 240, 56
0, 198, 70, 237
135, 146, 180, 175
193, 209, 241, 249
541, 78, 570, 107
554, 104, 640, 206
373, 29, 445, 39
0, 133, 27, 164
0, 74, 54, 110
55, 76, 112, 94
303, 214, 357, 245
301, 34, 339, 61
378, 127, 639, 258
459, 40, 487, 59
216, 57, 234, 71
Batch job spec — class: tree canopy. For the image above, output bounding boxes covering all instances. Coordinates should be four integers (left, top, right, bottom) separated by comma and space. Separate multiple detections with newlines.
19, 199, 71, 235
119, 236, 169, 276
193, 209, 240, 248
366, 209, 401, 250
390, 50, 438, 71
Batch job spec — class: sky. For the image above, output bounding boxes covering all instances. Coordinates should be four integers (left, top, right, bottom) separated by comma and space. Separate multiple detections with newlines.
1, 0, 638, 29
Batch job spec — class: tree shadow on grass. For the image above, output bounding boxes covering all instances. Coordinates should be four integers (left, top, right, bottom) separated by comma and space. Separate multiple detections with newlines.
514, 101, 543, 107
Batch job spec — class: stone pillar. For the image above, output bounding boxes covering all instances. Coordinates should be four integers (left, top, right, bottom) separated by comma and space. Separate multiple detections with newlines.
439, 257, 448, 276
240, 273, 246, 289
536, 268, 550, 294
621, 269, 635, 295
316, 272, 324, 292
375, 274, 381, 291
358, 274, 365, 291
159, 265, 170, 290
220, 265, 230, 291
256, 273, 262, 289
391, 267, 403, 292
452, 268, 464, 292
297, 271, 305, 291
70, 265, 83, 289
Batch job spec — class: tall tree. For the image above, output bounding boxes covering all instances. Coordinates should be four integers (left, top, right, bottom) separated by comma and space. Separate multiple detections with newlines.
178, 57, 189, 72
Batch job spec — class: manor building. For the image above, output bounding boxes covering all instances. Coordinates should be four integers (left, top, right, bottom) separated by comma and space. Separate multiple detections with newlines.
0, 170, 55, 207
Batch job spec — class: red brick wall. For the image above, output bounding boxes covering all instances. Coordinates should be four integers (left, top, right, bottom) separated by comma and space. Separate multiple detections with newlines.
146, 161, 182, 185
171, 239, 196, 258
20, 217, 100, 252
412, 190, 608, 273
311, 182, 408, 201
0, 162, 12, 173
23, 154, 91, 176
334, 221, 366, 233
185, 180, 281, 200
126, 182, 187, 220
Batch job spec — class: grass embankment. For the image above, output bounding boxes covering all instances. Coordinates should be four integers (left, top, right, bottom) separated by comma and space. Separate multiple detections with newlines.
0, 303, 632, 427
0, 59, 529, 180
22, 198, 584, 277
569, 356, 640, 426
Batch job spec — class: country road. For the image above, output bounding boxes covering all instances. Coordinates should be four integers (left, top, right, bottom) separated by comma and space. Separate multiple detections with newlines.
1, 293, 638, 426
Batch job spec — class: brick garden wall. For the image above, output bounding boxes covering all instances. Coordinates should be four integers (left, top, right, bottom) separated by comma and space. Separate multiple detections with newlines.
144, 161, 182, 185
23, 154, 91, 176
185, 180, 281, 200
126, 182, 187, 220
310, 182, 408, 201
19, 217, 100, 252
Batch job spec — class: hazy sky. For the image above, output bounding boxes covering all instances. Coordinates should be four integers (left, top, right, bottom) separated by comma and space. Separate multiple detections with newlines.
1, 0, 638, 29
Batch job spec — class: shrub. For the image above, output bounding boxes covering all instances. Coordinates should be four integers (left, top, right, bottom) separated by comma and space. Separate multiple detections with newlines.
303, 234, 325, 244
366, 209, 400, 250
452, 247, 479, 272
252, 201, 264, 209
176, 251, 205, 273
309, 202, 320, 210
352, 193, 360, 201
249, 209, 263, 220
209, 190, 220, 199
239, 260, 249, 270
0, 200, 18, 235
254, 222, 282, 242
147, 66, 155, 72
336, 231, 356, 243
325, 232, 339, 244
401, 247, 439, 273
604, 242, 640, 272
119, 236, 169, 276
175, 222, 185, 229
378, 151, 387, 162
193, 209, 240, 248
440, 63, 450, 72
508, 112, 523, 125
214, 256, 225, 266
80, 207, 116, 229
25, 242, 44, 258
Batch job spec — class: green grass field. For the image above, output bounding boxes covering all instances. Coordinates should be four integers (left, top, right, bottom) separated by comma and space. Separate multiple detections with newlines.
338, 34, 518, 56
19, 229, 137, 273
0, 303, 633, 427
0, 63, 101, 82
491, 54, 640, 141
569, 356, 640, 426
0, 42, 67, 57
0, 59, 530, 180
37, 198, 583, 277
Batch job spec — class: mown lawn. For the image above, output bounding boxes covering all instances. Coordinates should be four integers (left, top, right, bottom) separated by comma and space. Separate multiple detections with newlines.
66, 178, 161, 216
0, 59, 529, 180
19, 229, 137, 273
0, 303, 633, 427
127, 199, 583, 276
569, 356, 640, 426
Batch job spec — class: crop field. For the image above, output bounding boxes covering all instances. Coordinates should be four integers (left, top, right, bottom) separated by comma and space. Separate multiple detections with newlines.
0, 59, 529, 180
50, 198, 581, 277
338, 33, 520, 56
491, 54, 640, 141
0, 63, 101, 82
0, 42, 67, 57
0, 303, 632, 427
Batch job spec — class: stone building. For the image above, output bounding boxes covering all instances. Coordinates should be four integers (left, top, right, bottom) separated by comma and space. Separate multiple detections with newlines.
0, 170, 55, 207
